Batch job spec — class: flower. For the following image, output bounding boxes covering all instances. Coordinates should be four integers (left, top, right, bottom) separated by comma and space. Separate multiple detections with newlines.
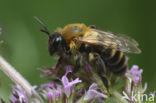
84, 83, 107, 101
124, 65, 148, 103
46, 88, 62, 103
1, 62, 149, 103
125, 65, 143, 84
38, 66, 56, 78
61, 66, 82, 97
10, 85, 29, 103
39, 66, 82, 101
39, 82, 62, 103
38, 82, 55, 92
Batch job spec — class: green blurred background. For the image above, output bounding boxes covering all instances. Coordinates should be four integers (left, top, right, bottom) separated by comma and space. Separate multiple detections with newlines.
0, 0, 156, 101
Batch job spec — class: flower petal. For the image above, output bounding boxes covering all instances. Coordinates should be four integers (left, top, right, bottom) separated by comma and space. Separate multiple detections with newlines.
84, 90, 107, 101
125, 65, 143, 84
64, 86, 71, 97
65, 65, 72, 75
89, 83, 98, 90
62, 67, 82, 98
62, 75, 69, 86
63, 78, 82, 97
39, 82, 55, 92
84, 83, 107, 101
134, 76, 141, 84
47, 91, 54, 102
10, 85, 29, 103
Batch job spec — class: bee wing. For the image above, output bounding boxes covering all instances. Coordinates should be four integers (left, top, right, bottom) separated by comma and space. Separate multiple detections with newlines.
76, 29, 141, 54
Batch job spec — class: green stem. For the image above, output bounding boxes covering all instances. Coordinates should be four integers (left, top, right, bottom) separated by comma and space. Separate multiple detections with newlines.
0, 56, 44, 103
68, 95, 73, 103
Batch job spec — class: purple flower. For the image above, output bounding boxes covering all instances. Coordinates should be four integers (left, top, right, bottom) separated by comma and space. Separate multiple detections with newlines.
39, 82, 62, 102
125, 65, 143, 84
47, 91, 54, 102
84, 83, 107, 101
38, 82, 55, 92
61, 66, 82, 97
124, 65, 147, 99
46, 88, 62, 103
38, 66, 56, 78
10, 85, 29, 103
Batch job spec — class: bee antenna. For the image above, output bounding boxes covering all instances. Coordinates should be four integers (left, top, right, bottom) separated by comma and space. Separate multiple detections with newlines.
34, 16, 50, 36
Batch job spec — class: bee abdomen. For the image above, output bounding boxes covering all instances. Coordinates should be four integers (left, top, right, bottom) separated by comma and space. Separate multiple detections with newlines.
78, 44, 127, 75
107, 51, 123, 65
100, 48, 128, 75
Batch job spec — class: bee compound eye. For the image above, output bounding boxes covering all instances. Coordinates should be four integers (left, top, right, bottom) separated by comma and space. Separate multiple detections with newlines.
55, 36, 62, 42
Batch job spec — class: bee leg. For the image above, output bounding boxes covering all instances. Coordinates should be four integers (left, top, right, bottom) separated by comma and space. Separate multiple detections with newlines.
73, 56, 81, 73
56, 56, 64, 68
95, 56, 109, 90
89, 52, 109, 89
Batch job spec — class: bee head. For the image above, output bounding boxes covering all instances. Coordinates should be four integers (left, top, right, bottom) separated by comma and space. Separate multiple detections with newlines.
48, 32, 66, 55
34, 17, 67, 55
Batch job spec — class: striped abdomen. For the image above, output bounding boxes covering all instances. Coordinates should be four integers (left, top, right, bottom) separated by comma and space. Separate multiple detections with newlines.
100, 48, 128, 75
79, 44, 128, 75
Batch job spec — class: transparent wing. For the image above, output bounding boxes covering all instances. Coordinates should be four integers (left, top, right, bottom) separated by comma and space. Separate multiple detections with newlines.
76, 29, 141, 53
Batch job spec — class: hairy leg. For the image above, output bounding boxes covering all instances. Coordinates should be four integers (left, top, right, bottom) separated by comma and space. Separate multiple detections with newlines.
89, 52, 109, 89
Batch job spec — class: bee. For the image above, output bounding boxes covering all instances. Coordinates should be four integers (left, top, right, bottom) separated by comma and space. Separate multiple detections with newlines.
34, 17, 141, 89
